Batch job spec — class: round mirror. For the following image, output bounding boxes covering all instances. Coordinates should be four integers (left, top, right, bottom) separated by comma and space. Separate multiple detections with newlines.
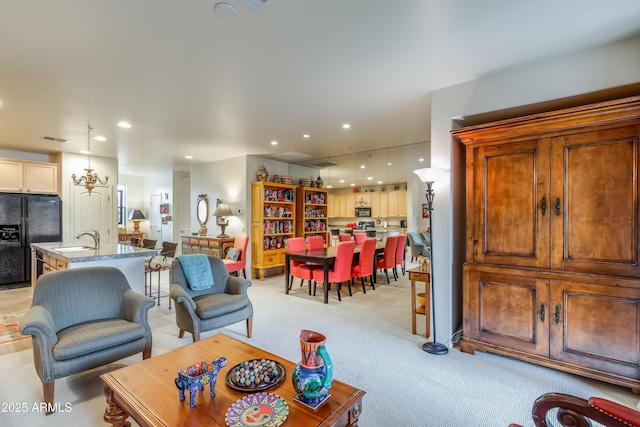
196, 194, 209, 225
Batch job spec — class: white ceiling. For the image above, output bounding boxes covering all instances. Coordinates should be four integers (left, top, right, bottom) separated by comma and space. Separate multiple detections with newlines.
1, 0, 640, 187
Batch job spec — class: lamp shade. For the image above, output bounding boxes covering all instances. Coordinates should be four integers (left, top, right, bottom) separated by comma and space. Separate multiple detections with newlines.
128, 209, 146, 220
213, 203, 233, 217
413, 168, 445, 184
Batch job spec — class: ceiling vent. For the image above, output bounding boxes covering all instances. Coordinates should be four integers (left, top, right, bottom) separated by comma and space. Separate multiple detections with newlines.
238, 0, 271, 11
41, 135, 69, 143
271, 151, 310, 162
312, 161, 340, 168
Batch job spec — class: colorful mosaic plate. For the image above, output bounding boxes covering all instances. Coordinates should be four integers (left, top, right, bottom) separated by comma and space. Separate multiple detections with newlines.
225, 359, 286, 392
225, 392, 289, 427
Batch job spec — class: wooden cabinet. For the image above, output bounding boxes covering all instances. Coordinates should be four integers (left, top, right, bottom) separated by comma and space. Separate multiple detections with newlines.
327, 193, 337, 218
328, 190, 406, 219
370, 192, 381, 218
0, 158, 59, 194
41, 252, 67, 275
455, 96, 640, 391
180, 236, 234, 258
385, 190, 407, 217
296, 187, 329, 245
251, 181, 297, 280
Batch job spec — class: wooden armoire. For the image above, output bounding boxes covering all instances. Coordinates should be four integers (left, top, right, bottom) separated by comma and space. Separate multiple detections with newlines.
453, 96, 640, 391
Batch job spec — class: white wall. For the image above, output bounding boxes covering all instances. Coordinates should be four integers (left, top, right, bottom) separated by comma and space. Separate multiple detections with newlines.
430, 35, 640, 346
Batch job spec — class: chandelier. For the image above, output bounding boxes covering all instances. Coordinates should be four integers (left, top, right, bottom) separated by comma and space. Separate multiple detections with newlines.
71, 125, 108, 194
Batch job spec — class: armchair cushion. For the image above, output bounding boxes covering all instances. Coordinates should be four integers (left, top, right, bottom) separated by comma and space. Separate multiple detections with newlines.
194, 293, 250, 319
176, 254, 214, 290
53, 319, 146, 361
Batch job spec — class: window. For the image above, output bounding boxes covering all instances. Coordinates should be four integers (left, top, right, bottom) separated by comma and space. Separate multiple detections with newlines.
117, 185, 127, 226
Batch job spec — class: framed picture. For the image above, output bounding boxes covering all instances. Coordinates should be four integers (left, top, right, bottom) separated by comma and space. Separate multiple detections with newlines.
422, 203, 430, 218
160, 203, 169, 214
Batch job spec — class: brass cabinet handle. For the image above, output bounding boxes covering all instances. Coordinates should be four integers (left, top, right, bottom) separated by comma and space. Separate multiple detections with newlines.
555, 197, 561, 216
541, 197, 547, 216
540, 303, 545, 322
555, 304, 561, 324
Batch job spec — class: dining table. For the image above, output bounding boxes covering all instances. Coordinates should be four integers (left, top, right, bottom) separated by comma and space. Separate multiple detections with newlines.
285, 241, 385, 303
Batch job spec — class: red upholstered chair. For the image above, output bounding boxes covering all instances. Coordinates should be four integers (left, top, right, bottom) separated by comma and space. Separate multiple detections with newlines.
508, 392, 640, 427
222, 235, 249, 279
376, 235, 398, 284
306, 235, 325, 249
338, 233, 352, 242
354, 233, 366, 245
392, 234, 408, 280
313, 241, 356, 302
287, 237, 311, 292
350, 237, 377, 295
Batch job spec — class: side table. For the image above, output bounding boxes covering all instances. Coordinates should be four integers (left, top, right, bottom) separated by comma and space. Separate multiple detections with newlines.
408, 266, 430, 338
118, 232, 144, 245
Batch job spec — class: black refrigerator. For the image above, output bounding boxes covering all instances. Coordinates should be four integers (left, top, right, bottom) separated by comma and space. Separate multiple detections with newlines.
0, 194, 61, 286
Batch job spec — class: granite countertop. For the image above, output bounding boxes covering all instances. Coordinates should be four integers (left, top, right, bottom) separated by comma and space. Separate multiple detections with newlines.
31, 242, 157, 263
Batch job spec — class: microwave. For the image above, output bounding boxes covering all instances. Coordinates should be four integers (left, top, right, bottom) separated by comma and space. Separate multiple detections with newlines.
355, 207, 371, 217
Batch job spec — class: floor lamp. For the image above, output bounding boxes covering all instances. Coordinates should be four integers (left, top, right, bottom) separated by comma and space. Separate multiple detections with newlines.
413, 167, 448, 355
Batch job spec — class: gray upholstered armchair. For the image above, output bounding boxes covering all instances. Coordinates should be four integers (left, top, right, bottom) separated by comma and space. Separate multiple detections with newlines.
170, 256, 253, 343
407, 231, 430, 262
20, 267, 154, 414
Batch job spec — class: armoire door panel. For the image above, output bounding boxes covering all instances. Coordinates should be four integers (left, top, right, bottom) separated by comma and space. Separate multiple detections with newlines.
550, 126, 640, 277
467, 269, 549, 356
550, 280, 640, 379
472, 140, 550, 268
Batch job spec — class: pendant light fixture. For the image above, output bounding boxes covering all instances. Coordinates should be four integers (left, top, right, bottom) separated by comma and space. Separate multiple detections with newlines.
71, 125, 108, 194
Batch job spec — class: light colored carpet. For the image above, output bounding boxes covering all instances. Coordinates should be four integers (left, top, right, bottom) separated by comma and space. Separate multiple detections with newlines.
1, 271, 638, 426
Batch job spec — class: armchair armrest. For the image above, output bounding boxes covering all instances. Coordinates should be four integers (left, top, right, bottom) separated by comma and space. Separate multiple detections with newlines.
120, 290, 155, 324
170, 283, 198, 312
227, 275, 252, 295
20, 305, 58, 346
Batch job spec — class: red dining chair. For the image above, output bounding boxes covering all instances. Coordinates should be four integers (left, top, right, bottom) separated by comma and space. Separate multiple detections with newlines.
338, 233, 352, 242
392, 234, 408, 280
306, 235, 325, 249
287, 237, 317, 294
376, 235, 398, 284
349, 237, 377, 295
313, 240, 356, 302
222, 235, 249, 279
354, 233, 366, 245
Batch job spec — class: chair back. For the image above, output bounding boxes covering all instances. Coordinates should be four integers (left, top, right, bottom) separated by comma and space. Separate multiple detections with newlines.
419, 231, 430, 247
307, 235, 324, 249
142, 239, 157, 249
160, 241, 178, 259
171, 256, 230, 298
233, 235, 249, 267
338, 233, 352, 242
130, 237, 141, 246
355, 238, 377, 277
394, 234, 408, 267
354, 233, 366, 244
287, 237, 306, 267
333, 240, 356, 282
32, 267, 131, 332
379, 235, 399, 268
407, 232, 428, 257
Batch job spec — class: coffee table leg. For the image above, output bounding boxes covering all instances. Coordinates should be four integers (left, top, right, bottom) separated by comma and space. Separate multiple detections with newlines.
103, 385, 131, 427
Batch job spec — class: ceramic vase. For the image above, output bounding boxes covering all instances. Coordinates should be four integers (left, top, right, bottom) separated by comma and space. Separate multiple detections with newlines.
316, 176, 323, 188
257, 165, 269, 182
292, 330, 333, 408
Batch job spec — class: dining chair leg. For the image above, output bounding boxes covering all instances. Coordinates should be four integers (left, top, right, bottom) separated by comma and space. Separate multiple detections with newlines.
288, 275, 293, 291
307, 280, 312, 295
337, 282, 342, 301
384, 269, 390, 284
347, 279, 353, 297
300, 278, 304, 287
242, 269, 247, 279
369, 274, 375, 290
361, 277, 366, 294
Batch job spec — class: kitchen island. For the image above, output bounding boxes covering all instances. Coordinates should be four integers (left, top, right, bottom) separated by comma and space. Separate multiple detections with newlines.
30, 242, 157, 294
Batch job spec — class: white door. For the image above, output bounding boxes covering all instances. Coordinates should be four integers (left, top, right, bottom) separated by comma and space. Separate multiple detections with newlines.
149, 194, 161, 245
177, 191, 191, 237
72, 184, 114, 245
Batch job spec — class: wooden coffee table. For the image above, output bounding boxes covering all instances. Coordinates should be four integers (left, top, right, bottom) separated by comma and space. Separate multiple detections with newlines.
101, 334, 365, 426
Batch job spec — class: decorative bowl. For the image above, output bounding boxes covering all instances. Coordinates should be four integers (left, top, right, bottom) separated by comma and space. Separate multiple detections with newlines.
416, 292, 426, 307
281, 175, 293, 184
299, 178, 311, 187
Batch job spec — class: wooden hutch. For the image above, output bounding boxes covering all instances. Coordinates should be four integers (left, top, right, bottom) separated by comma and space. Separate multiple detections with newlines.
453, 95, 640, 391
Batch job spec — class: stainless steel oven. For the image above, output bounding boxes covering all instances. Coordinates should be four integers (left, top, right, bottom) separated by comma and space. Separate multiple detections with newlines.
355, 207, 371, 217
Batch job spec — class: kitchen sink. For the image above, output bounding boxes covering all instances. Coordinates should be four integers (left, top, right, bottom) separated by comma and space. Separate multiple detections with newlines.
52, 246, 94, 252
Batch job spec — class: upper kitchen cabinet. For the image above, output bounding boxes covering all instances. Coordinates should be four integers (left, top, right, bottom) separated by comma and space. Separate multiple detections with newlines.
386, 190, 407, 217
0, 158, 59, 195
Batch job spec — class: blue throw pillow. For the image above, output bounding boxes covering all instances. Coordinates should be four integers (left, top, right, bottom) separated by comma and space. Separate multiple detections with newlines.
226, 248, 241, 261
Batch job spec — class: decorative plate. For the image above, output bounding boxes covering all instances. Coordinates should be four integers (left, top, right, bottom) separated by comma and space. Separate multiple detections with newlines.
225, 392, 289, 427
225, 359, 286, 392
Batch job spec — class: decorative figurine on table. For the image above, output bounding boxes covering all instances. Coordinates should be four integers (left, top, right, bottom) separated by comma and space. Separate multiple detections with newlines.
175, 356, 227, 408
292, 330, 333, 409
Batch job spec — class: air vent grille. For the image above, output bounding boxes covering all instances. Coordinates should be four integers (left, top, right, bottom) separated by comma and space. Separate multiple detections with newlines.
42, 135, 69, 143
312, 161, 339, 168
239, 0, 271, 11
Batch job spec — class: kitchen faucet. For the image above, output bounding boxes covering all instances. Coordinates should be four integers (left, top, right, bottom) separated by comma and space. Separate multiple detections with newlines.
76, 230, 100, 249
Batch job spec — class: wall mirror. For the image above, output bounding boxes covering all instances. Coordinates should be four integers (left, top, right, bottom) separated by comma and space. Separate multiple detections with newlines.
196, 194, 209, 225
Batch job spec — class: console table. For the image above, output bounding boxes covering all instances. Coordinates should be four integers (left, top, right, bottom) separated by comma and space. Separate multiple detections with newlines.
181, 235, 234, 258
118, 232, 144, 245
408, 266, 430, 338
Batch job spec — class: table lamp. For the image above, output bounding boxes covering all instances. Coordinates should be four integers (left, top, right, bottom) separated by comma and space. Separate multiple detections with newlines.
213, 203, 234, 238
128, 209, 146, 233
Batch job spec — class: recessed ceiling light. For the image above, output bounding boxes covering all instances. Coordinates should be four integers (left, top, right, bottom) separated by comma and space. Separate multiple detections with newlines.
350, 183, 355, 186
367, 177, 373, 180
271, 141, 278, 145
303, 134, 309, 138
117, 121, 132, 128
339, 179, 345, 183
214, 2, 237, 18
342, 123, 350, 129
377, 181, 383, 184
387, 162, 392, 166
94, 135, 106, 141
80, 150, 90, 155
360, 165, 365, 169
185, 155, 193, 159
419, 158, 424, 162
